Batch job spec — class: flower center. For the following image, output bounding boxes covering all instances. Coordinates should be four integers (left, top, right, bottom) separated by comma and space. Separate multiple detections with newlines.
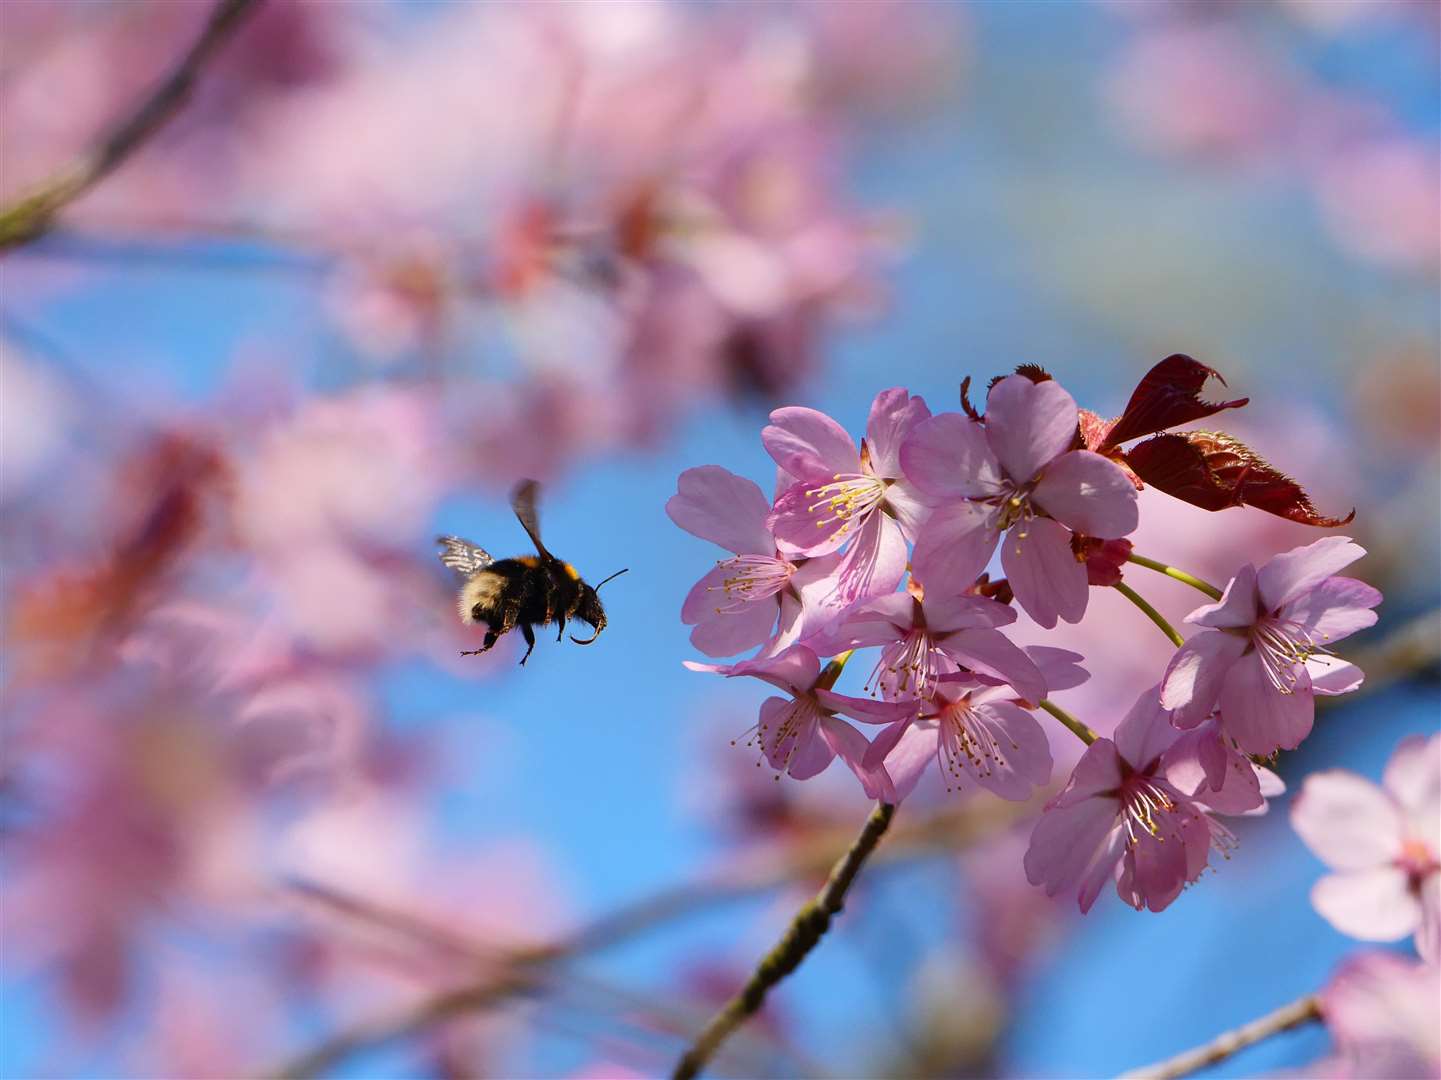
733, 694, 821, 779
865, 628, 940, 700
707, 554, 795, 614
804, 473, 886, 538
933, 698, 1015, 793
1120, 777, 1182, 846
1398, 836, 1440, 889
1250, 615, 1335, 694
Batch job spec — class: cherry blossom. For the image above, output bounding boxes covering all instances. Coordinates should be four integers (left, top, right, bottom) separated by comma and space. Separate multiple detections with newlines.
1292, 733, 1440, 961
901, 374, 1139, 629
1161, 535, 1380, 755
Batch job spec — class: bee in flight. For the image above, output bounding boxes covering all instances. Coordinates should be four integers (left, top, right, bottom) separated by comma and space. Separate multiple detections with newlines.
437, 480, 627, 665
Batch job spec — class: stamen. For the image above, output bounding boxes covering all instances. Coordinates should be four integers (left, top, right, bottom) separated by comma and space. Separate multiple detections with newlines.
802, 475, 886, 538
1250, 615, 1337, 694
706, 555, 795, 614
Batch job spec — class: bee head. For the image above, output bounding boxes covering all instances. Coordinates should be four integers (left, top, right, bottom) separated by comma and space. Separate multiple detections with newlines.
569, 568, 627, 645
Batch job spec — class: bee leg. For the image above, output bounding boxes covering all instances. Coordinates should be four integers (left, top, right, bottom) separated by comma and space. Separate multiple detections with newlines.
460, 629, 500, 657
555, 616, 566, 642
518, 623, 536, 666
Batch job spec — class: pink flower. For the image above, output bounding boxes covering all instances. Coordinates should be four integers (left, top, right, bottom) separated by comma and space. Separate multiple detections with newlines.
1161, 535, 1381, 755
901, 375, 1139, 629
764, 388, 933, 606
666, 466, 840, 657
812, 587, 1046, 704
864, 672, 1058, 804
685, 645, 911, 795
1291, 733, 1440, 961
1162, 716, 1286, 815
1023, 688, 1239, 913
1320, 952, 1440, 1079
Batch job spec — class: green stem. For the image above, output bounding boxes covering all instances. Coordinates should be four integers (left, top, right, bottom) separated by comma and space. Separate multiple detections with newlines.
1038, 699, 1098, 745
1113, 582, 1185, 648
816, 649, 854, 691
1126, 553, 1224, 601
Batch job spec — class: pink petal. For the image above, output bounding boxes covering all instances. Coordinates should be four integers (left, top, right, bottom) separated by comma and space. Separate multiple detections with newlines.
1166, 727, 1264, 814
769, 480, 852, 557
816, 715, 886, 797
1076, 826, 1128, 913
815, 688, 916, 726
1000, 518, 1088, 629
923, 592, 1017, 632
1032, 450, 1140, 538
1185, 563, 1261, 628
1024, 645, 1090, 692
1417, 875, 1440, 963
1307, 657, 1364, 696
1382, 733, 1441, 819
762, 406, 860, 481
864, 388, 931, 479
940, 627, 1046, 704
720, 644, 822, 695
666, 466, 774, 555
1257, 536, 1367, 613
687, 592, 781, 657
1052, 738, 1126, 807
910, 501, 998, 597
1292, 770, 1404, 870
1160, 629, 1247, 727
1311, 867, 1420, 941
829, 511, 908, 608
785, 718, 838, 781
985, 375, 1079, 484
899, 412, 1003, 498
966, 701, 1053, 799
1113, 686, 1179, 772
765, 590, 806, 658
869, 717, 936, 804
788, 551, 851, 641
1217, 651, 1315, 754
1024, 794, 1122, 904
880, 479, 933, 543
1282, 576, 1381, 642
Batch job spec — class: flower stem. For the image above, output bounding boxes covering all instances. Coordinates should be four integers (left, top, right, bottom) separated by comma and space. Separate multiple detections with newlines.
671, 801, 897, 1080
1038, 699, 1098, 745
1113, 582, 1185, 647
1118, 993, 1321, 1080
1126, 553, 1224, 601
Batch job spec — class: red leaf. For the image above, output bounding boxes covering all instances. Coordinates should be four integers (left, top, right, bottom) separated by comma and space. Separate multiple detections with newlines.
1100, 354, 1248, 450
1125, 431, 1355, 527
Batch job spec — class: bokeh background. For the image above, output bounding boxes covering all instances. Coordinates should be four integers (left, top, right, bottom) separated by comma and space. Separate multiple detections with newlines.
2, 2, 1437, 1077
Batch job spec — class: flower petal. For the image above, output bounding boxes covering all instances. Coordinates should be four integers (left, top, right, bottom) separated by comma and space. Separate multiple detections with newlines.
1113, 686, 1179, 772
899, 412, 1002, 498
1307, 657, 1364, 696
828, 511, 908, 608
1292, 770, 1405, 870
1000, 518, 1088, 629
966, 701, 1053, 799
910, 501, 998, 597
1025, 791, 1122, 907
1417, 875, 1440, 963
815, 688, 916, 726
1032, 450, 1139, 538
687, 591, 781, 657
1160, 630, 1247, 727
940, 627, 1046, 704
1311, 868, 1420, 942
1217, 651, 1315, 754
1185, 563, 1260, 628
666, 466, 774, 554
1051, 738, 1125, 807
869, 717, 936, 804
1382, 733, 1440, 820
1025, 645, 1090, 692
881, 479, 933, 543
1257, 536, 1367, 613
923, 592, 1017, 632
816, 715, 885, 796
712, 644, 821, 695
1281, 576, 1381, 642
762, 406, 860, 481
985, 375, 1079, 483
769, 480, 853, 557
865, 388, 931, 479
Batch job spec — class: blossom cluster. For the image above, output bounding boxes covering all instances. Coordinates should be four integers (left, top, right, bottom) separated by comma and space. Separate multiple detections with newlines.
672, 358, 1382, 915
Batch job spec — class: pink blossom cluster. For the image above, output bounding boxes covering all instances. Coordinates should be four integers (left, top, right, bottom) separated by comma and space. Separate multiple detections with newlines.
673, 359, 1382, 915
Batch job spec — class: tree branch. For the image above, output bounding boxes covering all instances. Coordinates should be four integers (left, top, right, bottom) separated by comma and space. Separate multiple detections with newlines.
670, 801, 897, 1080
0, 0, 263, 252
1118, 994, 1322, 1080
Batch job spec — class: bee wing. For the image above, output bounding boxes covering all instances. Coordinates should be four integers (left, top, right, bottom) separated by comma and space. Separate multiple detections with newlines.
437, 535, 495, 578
510, 479, 552, 559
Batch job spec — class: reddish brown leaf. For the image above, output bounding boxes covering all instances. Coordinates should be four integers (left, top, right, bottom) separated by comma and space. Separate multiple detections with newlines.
1125, 431, 1355, 527
987, 364, 1053, 394
959, 375, 981, 421
1099, 354, 1248, 450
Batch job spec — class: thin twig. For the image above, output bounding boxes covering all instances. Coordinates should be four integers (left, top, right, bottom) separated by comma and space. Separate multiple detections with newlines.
1118, 993, 1322, 1080
0, 0, 263, 252
671, 801, 897, 1080
1113, 581, 1185, 647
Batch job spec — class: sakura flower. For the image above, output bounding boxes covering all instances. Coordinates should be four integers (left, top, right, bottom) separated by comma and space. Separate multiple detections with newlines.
1024, 688, 1237, 913
764, 388, 933, 607
685, 645, 911, 795
667, 466, 841, 657
812, 586, 1045, 704
863, 672, 1057, 804
1319, 952, 1441, 1078
1161, 536, 1381, 756
901, 374, 1139, 628
1291, 733, 1440, 961
1163, 715, 1286, 816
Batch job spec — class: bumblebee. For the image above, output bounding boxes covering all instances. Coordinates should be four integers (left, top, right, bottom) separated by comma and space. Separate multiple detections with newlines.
437, 480, 627, 665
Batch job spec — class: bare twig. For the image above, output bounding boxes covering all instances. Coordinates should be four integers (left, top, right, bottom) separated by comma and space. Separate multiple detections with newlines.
671, 801, 897, 1080
0, 0, 263, 252
1118, 994, 1322, 1080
